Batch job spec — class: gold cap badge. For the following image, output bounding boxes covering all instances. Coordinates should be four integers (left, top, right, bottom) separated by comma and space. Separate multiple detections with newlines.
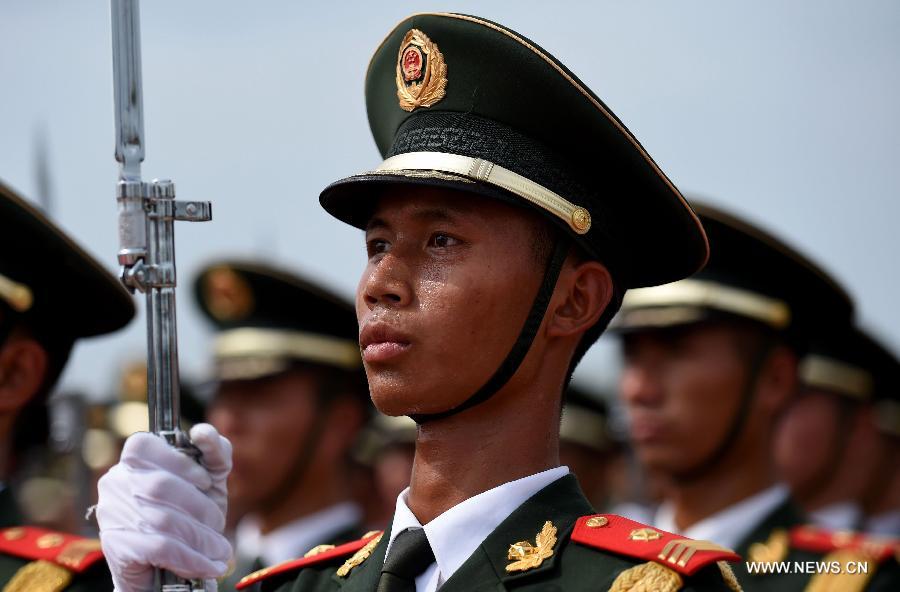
396, 29, 447, 112
203, 266, 254, 322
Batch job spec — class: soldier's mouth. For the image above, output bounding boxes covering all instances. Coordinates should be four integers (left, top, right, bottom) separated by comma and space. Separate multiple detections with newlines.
359, 323, 412, 363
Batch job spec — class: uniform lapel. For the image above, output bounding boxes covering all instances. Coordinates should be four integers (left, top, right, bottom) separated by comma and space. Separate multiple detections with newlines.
735, 497, 807, 557
0, 488, 22, 529
440, 474, 593, 591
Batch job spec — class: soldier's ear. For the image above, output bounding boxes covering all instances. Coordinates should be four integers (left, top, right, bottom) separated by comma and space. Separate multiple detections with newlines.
546, 257, 613, 339
755, 344, 798, 415
0, 333, 48, 412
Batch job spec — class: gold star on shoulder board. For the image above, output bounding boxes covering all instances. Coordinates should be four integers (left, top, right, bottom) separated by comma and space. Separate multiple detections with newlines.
506, 521, 557, 573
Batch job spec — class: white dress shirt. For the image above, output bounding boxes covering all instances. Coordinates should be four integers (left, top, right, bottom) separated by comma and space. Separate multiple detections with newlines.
808, 501, 862, 531
864, 509, 900, 537
235, 501, 363, 566
654, 484, 790, 550
383, 466, 569, 592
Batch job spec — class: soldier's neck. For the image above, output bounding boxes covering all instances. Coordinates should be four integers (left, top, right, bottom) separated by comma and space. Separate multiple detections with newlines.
257, 468, 351, 534
667, 436, 777, 531
406, 378, 562, 525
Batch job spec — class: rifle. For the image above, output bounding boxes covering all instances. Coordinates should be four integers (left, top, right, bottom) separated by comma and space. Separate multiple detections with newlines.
110, 1, 212, 590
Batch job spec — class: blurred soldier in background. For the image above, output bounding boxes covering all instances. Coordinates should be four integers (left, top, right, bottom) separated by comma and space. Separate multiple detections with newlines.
356, 414, 417, 529
80, 361, 206, 517
0, 180, 134, 589
774, 326, 889, 530
614, 202, 898, 590
859, 340, 900, 536
193, 261, 371, 588
559, 385, 623, 510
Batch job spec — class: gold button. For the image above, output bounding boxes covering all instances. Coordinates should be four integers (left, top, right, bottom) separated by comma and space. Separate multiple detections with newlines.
570, 207, 591, 234
3, 528, 25, 541
629, 528, 662, 541
36, 533, 65, 549
586, 516, 608, 528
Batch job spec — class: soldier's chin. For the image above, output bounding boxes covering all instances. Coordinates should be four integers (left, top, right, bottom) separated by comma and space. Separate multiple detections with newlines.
633, 446, 684, 474
369, 380, 459, 418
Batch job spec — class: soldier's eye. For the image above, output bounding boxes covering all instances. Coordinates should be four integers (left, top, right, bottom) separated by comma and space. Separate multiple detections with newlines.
429, 233, 460, 248
367, 238, 390, 257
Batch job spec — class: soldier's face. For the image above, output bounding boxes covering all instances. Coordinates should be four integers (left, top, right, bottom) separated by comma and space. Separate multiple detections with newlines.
357, 186, 545, 417
207, 370, 320, 516
772, 389, 842, 496
619, 323, 750, 474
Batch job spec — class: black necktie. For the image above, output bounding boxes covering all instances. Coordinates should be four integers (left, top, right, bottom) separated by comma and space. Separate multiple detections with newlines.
376, 528, 435, 592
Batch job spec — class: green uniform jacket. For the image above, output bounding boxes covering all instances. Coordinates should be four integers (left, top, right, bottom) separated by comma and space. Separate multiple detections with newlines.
0, 488, 112, 591
733, 498, 899, 592
224, 522, 366, 591
254, 475, 735, 592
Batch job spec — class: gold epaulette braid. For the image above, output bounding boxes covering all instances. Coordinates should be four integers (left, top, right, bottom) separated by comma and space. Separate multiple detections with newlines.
608, 561, 683, 592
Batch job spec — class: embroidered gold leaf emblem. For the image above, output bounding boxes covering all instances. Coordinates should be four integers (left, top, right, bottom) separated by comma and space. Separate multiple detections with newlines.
747, 528, 788, 564
336, 533, 383, 578
505, 521, 557, 573
395, 29, 447, 112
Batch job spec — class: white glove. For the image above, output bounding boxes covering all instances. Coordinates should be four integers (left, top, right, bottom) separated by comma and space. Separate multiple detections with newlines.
97, 423, 233, 592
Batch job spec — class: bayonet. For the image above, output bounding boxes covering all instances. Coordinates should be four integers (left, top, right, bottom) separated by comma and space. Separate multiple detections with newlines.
110, 1, 212, 590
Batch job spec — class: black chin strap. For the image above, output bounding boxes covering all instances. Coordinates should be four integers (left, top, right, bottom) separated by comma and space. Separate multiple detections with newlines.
258, 392, 333, 512
674, 337, 776, 483
410, 240, 570, 424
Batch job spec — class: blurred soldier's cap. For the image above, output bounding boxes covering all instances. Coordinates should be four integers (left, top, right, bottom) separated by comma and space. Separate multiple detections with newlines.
318, 13, 708, 288
353, 413, 418, 466
800, 327, 900, 436
0, 180, 135, 343
561, 385, 615, 453
799, 325, 882, 402
612, 202, 854, 344
194, 260, 362, 382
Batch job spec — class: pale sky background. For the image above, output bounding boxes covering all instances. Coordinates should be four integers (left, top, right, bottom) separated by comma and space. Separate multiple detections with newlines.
1, 1, 897, 402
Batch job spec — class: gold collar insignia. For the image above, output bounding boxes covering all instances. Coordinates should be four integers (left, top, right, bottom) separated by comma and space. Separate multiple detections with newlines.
336, 533, 383, 577
506, 521, 557, 573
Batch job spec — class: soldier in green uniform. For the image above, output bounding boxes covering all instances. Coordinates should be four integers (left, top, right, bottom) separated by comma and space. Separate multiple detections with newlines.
614, 202, 899, 591
774, 326, 889, 531
192, 261, 371, 589
858, 336, 900, 536
98, 12, 745, 592
0, 180, 134, 590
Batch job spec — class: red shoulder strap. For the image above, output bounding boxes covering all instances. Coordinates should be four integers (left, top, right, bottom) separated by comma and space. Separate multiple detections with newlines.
790, 525, 897, 562
0, 526, 104, 573
236, 531, 383, 590
571, 514, 740, 576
